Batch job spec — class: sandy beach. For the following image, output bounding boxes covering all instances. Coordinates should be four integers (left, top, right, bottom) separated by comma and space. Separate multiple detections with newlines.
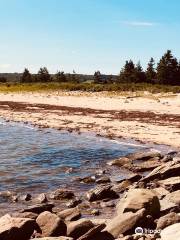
0, 91, 179, 148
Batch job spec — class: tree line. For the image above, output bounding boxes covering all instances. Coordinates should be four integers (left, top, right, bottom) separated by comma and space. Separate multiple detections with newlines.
18, 50, 180, 86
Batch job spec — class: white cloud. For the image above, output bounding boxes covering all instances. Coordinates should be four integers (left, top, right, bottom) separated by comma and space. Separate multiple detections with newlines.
0, 64, 11, 69
122, 21, 156, 27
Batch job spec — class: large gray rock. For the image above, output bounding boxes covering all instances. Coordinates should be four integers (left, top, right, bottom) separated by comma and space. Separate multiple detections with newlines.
36, 211, 67, 237
86, 185, 119, 202
116, 189, 160, 217
160, 223, 180, 240
157, 212, 180, 230
67, 219, 94, 239
104, 208, 145, 238
0, 214, 37, 240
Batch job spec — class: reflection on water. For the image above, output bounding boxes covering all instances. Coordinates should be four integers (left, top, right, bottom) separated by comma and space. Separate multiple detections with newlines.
0, 119, 143, 195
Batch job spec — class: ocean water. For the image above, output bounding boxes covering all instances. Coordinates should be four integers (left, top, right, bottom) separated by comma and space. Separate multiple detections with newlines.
0, 119, 145, 196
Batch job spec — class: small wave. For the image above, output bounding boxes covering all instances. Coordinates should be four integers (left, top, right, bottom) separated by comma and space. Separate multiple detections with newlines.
110, 140, 147, 148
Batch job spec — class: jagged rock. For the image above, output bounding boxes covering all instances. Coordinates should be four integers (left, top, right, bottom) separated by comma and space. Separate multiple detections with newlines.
108, 150, 162, 167
104, 208, 145, 238
67, 219, 94, 239
156, 212, 180, 230
0, 214, 38, 240
66, 198, 82, 208
57, 207, 81, 221
159, 198, 179, 215
116, 188, 160, 217
77, 223, 106, 240
163, 190, 180, 205
158, 176, 180, 191
19, 193, 32, 201
96, 176, 111, 184
21, 203, 54, 214
49, 189, 74, 200
36, 193, 48, 203
86, 185, 119, 202
79, 176, 96, 184
36, 211, 67, 237
160, 223, 180, 240
112, 180, 132, 193
142, 160, 180, 182
11, 211, 38, 220
152, 187, 170, 199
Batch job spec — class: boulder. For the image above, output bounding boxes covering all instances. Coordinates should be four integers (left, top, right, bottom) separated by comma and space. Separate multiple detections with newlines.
142, 160, 180, 182
0, 214, 38, 240
86, 185, 119, 202
159, 198, 179, 215
67, 219, 94, 239
112, 180, 132, 193
163, 190, 180, 205
11, 211, 38, 220
66, 198, 82, 208
21, 203, 54, 214
36, 211, 67, 237
36, 193, 48, 203
77, 223, 106, 240
158, 176, 180, 191
160, 223, 180, 240
104, 208, 145, 238
116, 189, 160, 217
156, 212, 180, 230
152, 187, 170, 199
58, 207, 81, 221
50, 189, 74, 200
96, 176, 111, 184
108, 150, 162, 167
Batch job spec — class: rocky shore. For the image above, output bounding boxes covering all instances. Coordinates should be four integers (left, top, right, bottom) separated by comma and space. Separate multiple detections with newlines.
0, 149, 179, 240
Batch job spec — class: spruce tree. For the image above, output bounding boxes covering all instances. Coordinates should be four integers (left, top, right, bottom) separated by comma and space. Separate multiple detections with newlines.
146, 58, 156, 83
37, 67, 51, 82
157, 50, 179, 85
21, 68, 32, 83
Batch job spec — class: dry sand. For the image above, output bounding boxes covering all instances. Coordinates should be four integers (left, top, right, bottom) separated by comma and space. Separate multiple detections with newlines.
0, 91, 179, 148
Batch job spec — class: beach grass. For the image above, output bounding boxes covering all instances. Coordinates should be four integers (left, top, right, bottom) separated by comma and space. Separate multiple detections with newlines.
0, 82, 180, 94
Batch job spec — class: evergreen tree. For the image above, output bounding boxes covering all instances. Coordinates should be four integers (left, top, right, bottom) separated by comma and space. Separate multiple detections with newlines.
37, 67, 51, 82
94, 71, 102, 83
134, 61, 146, 83
21, 68, 32, 83
119, 60, 136, 82
157, 50, 179, 85
55, 71, 66, 82
146, 58, 156, 83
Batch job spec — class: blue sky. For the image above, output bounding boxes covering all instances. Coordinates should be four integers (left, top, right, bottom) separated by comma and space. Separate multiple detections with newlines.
0, 0, 180, 74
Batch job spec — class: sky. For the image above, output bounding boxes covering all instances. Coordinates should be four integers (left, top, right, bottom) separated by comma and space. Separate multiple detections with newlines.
0, 0, 180, 74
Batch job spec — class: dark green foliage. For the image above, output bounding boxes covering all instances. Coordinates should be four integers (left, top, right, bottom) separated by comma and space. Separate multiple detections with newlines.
119, 60, 146, 83
146, 58, 156, 83
55, 71, 67, 82
37, 67, 51, 82
94, 71, 102, 83
21, 68, 32, 83
0, 77, 7, 83
157, 50, 180, 85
